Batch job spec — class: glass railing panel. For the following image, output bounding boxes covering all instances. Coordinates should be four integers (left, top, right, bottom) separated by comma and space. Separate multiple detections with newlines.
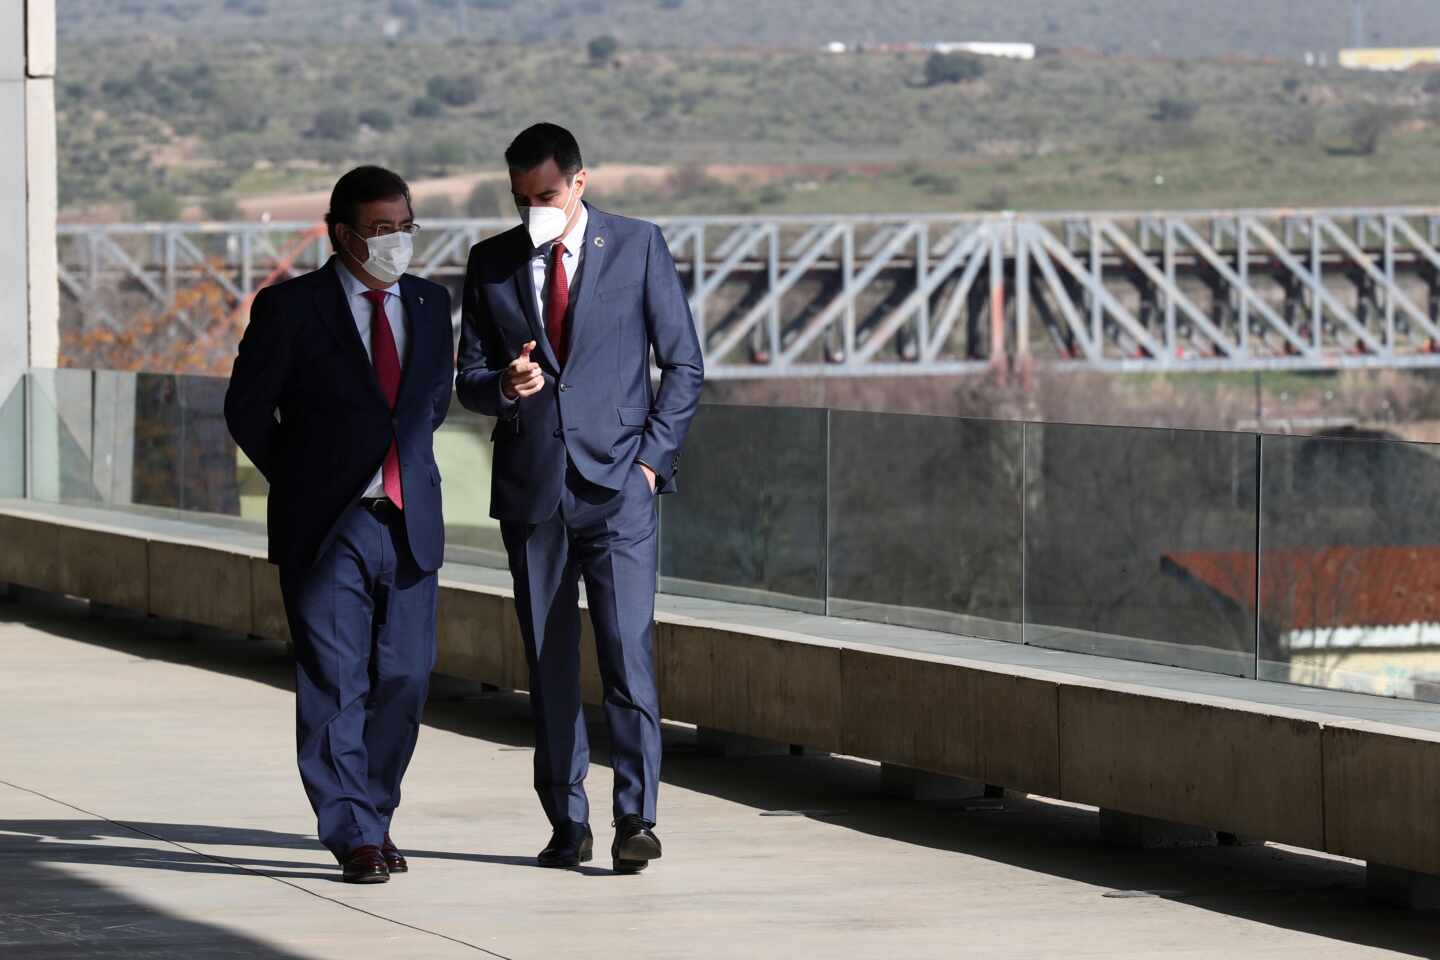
659, 404, 827, 613
0, 373, 24, 498
1259, 431, 1440, 700
26, 367, 102, 506
827, 411, 1023, 640
22, 369, 252, 525
173, 373, 243, 516
435, 403, 506, 568
128, 371, 185, 511
1024, 421, 1259, 676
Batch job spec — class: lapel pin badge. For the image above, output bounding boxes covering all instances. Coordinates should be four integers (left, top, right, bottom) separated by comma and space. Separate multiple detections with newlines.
594, 236, 605, 248
418, 295, 425, 305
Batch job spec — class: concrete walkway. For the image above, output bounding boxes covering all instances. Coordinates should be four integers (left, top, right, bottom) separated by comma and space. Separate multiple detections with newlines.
2, 592, 1437, 959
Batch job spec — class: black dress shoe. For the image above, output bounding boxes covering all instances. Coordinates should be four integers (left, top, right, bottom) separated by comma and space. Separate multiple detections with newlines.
537, 821, 593, 868
341, 845, 389, 884
611, 814, 662, 874
381, 834, 407, 874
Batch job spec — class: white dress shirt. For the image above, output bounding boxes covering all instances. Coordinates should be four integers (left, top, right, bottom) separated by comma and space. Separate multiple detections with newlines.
335, 258, 409, 499
530, 203, 589, 338
497, 205, 588, 412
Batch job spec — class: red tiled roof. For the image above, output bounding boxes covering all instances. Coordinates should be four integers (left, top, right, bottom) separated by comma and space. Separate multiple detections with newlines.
1163, 546, 1440, 631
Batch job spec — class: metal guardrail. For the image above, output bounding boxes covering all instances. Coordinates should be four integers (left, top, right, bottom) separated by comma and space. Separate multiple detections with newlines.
57, 206, 1440, 377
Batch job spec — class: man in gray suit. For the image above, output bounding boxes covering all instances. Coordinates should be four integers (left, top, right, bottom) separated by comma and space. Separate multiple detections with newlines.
456, 123, 704, 873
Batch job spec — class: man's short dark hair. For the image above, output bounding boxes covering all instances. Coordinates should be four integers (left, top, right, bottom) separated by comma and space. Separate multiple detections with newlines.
505, 123, 584, 178
325, 165, 412, 249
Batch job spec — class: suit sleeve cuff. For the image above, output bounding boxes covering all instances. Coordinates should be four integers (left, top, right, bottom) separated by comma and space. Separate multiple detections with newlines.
635, 457, 668, 491
497, 379, 518, 416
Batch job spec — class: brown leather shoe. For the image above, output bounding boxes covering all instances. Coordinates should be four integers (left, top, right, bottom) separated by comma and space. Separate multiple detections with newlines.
381, 834, 407, 874
341, 845, 389, 884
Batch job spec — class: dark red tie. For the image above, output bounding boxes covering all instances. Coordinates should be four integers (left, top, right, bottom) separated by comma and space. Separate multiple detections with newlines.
545, 241, 570, 365
362, 289, 404, 509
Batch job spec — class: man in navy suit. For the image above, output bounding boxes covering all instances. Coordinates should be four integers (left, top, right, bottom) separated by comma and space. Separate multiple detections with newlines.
457, 124, 703, 873
224, 166, 454, 884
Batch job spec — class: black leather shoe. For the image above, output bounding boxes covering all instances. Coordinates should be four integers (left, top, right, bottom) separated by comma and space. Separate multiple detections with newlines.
381, 834, 407, 874
611, 815, 661, 874
341, 845, 389, 884
538, 821, 593, 868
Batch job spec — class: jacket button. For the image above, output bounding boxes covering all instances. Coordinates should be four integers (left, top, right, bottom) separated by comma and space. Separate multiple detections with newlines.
559, 383, 571, 392
553, 429, 563, 438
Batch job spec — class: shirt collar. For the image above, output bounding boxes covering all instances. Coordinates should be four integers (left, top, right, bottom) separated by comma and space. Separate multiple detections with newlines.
536, 204, 589, 259
334, 257, 400, 299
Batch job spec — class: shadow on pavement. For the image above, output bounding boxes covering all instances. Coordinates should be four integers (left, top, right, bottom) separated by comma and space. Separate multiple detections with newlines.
0, 818, 613, 883
7, 591, 1440, 956
0, 842, 315, 958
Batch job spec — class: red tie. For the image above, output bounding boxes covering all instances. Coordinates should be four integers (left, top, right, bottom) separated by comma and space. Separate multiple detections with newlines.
362, 289, 404, 509
545, 241, 570, 365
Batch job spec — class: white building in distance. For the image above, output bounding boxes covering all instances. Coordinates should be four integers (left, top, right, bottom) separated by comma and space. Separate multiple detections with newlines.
931, 42, 1036, 61
824, 41, 1037, 61
1339, 47, 1440, 71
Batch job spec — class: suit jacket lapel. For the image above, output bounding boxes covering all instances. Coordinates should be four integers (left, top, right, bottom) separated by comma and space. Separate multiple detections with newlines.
510, 238, 560, 373
317, 258, 388, 409
396, 275, 428, 408
564, 206, 608, 374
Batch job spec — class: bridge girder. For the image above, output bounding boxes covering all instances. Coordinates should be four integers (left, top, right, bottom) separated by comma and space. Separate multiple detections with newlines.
56, 207, 1440, 377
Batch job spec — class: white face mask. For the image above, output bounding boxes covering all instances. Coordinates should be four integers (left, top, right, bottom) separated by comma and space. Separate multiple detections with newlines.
519, 181, 580, 249
352, 229, 413, 284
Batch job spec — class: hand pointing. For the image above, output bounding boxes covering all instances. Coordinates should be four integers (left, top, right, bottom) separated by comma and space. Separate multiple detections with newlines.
502, 340, 546, 400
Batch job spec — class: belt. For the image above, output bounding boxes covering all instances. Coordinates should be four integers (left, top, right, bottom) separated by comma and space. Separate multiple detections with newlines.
358, 497, 401, 521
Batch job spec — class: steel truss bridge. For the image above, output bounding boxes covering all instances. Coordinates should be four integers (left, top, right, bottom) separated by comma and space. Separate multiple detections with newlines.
57, 207, 1440, 378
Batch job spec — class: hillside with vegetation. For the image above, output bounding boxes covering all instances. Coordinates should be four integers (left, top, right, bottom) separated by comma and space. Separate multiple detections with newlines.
57, 0, 1440, 60
56, 29, 1440, 220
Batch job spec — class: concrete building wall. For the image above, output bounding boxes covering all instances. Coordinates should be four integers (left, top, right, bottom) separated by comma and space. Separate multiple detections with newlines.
0, 4, 31, 399
1, 0, 58, 404
28, 0, 58, 372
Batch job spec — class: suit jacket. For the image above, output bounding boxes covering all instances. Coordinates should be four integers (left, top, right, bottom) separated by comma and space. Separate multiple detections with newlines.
224, 258, 455, 571
456, 205, 704, 524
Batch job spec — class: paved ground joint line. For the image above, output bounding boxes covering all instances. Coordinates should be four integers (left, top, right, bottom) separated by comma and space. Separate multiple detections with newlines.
0, 776, 516, 960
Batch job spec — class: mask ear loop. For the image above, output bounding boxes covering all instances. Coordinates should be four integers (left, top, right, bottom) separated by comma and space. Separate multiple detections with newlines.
565, 177, 582, 220
339, 223, 363, 264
